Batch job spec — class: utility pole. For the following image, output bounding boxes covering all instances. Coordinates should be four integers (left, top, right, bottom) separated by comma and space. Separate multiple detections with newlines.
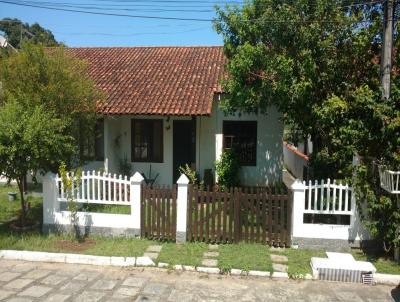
381, 0, 395, 99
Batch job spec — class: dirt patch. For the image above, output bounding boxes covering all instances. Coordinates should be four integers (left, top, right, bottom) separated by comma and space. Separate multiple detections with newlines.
55, 239, 96, 252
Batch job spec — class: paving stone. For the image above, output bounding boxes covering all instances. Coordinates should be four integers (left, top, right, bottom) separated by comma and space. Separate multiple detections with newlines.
142, 282, 170, 296
43, 294, 71, 302
146, 245, 162, 253
248, 270, 270, 277
157, 263, 169, 268
18, 285, 52, 298
203, 251, 219, 258
122, 276, 147, 287
0, 272, 21, 282
74, 272, 100, 282
74, 290, 106, 302
7, 298, 33, 302
4, 278, 34, 290
271, 272, 289, 278
167, 289, 195, 302
0, 289, 14, 300
11, 264, 35, 273
40, 274, 68, 285
270, 246, 285, 253
91, 279, 118, 290
208, 244, 219, 250
272, 263, 288, 273
182, 265, 195, 271
143, 252, 159, 260
201, 259, 218, 267
114, 286, 140, 297
21, 269, 51, 280
270, 254, 288, 263
59, 281, 86, 293
135, 295, 159, 302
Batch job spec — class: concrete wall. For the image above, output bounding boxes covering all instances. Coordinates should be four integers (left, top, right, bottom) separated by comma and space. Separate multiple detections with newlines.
283, 143, 309, 180
89, 102, 283, 186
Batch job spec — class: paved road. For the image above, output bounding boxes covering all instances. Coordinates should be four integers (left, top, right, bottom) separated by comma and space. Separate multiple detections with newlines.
0, 259, 397, 302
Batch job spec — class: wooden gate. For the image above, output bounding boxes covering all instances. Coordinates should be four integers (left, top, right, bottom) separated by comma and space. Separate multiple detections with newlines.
141, 185, 177, 240
187, 186, 292, 246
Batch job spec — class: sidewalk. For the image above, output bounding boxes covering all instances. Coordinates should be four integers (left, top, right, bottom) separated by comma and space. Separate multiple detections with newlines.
0, 259, 396, 302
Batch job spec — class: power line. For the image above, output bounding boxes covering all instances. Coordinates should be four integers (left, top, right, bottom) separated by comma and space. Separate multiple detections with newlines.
0, 0, 390, 24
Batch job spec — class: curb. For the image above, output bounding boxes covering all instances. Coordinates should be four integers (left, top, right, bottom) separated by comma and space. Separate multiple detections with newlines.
1, 250, 398, 286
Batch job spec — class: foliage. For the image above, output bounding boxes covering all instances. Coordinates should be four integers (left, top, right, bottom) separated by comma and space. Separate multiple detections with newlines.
0, 101, 74, 226
59, 163, 84, 242
215, 0, 400, 251
0, 42, 100, 167
0, 18, 60, 49
215, 150, 241, 189
179, 164, 204, 189
119, 154, 132, 177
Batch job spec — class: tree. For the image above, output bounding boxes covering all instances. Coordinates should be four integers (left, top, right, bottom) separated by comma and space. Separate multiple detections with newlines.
0, 101, 74, 226
215, 0, 400, 251
214, 0, 383, 178
0, 18, 60, 49
0, 42, 100, 166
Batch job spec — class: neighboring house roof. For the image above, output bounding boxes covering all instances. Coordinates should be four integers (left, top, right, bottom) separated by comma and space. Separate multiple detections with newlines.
66, 46, 225, 116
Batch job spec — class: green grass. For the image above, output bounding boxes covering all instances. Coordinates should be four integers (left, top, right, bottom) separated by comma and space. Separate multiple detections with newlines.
282, 248, 325, 276
157, 242, 207, 266
218, 242, 272, 272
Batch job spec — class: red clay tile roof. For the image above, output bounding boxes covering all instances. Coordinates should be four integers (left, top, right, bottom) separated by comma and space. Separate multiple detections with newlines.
65, 46, 225, 115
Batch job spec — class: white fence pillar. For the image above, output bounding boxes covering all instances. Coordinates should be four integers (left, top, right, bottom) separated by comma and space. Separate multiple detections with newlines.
42, 172, 59, 232
130, 172, 144, 236
176, 174, 189, 243
291, 180, 306, 239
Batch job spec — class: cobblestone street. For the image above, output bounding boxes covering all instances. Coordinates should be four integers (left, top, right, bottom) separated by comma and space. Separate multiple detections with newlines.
0, 259, 397, 302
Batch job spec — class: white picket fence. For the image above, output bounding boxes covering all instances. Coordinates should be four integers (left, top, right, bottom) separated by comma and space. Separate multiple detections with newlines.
379, 167, 400, 194
56, 171, 131, 205
304, 179, 354, 215
291, 179, 367, 241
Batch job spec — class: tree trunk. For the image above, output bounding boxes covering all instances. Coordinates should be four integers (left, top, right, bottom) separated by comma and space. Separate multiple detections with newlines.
16, 176, 26, 226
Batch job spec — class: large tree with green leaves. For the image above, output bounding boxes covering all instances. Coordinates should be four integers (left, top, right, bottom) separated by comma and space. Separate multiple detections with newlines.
0, 42, 100, 164
0, 18, 59, 49
0, 101, 74, 226
215, 0, 400, 251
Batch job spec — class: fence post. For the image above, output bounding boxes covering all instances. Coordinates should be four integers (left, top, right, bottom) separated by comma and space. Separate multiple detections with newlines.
130, 172, 144, 237
42, 172, 59, 233
290, 180, 306, 240
176, 174, 189, 243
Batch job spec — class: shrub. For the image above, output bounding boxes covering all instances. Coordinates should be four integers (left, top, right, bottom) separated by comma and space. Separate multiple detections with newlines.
215, 150, 241, 189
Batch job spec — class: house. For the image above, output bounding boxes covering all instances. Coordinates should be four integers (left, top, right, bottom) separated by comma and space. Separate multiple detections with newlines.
66, 46, 283, 186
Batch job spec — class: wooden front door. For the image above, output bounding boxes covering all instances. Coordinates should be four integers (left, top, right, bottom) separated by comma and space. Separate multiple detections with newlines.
173, 119, 196, 183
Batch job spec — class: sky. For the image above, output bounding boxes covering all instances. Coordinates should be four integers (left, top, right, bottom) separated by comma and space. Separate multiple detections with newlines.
0, 0, 241, 47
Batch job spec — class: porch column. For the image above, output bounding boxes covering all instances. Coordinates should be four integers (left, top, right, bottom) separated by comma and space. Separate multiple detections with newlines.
42, 172, 59, 233
104, 116, 110, 173
215, 133, 223, 183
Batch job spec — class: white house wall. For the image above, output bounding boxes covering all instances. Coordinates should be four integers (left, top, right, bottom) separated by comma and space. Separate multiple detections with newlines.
91, 103, 283, 187
198, 103, 283, 186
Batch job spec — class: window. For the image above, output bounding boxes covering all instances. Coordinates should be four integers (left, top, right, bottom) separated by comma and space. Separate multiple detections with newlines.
223, 121, 257, 166
81, 118, 104, 161
131, 119, 163, 162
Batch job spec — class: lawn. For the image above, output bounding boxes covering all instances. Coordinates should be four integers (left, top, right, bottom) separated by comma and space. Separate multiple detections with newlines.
218, 242, 272, 272
157, 242, 207, 266
0, 183, 399, 276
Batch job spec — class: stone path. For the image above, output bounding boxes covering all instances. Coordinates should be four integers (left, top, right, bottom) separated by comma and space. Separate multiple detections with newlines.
270, 247, 289, 273
0, 259, 396, 302
143, 245, 162, 260
201, 244, 219, 267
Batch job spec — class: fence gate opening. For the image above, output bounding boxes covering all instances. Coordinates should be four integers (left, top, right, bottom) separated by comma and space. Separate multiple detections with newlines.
187, 186, 292, 246
141, 184, 177, 241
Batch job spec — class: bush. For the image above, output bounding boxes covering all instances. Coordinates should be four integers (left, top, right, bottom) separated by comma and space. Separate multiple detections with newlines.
215, 150, 241, 189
